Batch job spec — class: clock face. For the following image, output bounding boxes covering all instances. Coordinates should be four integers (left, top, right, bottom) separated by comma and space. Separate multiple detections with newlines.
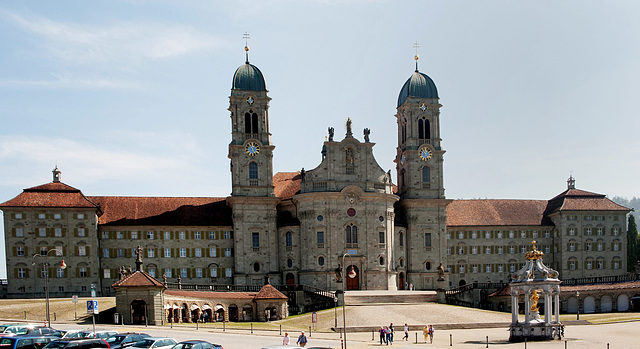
419, 147, 433, 161
246, 96, 254, 105
245, 142, 260, 156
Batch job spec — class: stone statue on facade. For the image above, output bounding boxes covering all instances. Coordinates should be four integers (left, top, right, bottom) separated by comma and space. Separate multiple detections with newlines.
437, 263, 445, 281
346, 117, 353, 137
363, 128, 370, 142
328, 127, 334, 141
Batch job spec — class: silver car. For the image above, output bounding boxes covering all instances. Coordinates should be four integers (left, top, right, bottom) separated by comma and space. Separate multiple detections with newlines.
131, 338, 177, 349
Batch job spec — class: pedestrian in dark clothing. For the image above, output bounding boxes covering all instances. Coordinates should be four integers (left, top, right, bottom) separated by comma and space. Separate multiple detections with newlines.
379, 326, 386, 345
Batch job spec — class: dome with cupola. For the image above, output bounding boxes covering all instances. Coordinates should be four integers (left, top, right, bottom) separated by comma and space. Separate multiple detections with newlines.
232, 45, 267, 91
397, 69, 438, 107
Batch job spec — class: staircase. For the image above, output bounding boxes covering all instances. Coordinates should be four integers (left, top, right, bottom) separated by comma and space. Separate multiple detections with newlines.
343, 290, 437, 305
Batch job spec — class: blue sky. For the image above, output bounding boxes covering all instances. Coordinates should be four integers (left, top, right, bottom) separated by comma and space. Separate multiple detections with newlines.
1, 1, 639, 278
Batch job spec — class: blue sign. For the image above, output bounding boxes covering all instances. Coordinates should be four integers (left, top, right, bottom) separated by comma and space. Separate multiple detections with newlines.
86, 300, 98, 314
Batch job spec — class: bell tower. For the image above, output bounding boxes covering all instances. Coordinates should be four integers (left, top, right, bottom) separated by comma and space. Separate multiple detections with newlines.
227, 38, 280, 286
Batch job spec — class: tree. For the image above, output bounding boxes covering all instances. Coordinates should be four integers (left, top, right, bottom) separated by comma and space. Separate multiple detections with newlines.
628, 214, 639, 272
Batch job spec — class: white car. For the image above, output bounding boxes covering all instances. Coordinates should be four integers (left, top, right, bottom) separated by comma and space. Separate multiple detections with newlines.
261, 346, 303, 349
131, 337, 177, 349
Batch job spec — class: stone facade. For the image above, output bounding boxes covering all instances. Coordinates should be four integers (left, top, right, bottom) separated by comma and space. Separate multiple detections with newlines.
1, 54, 632, 299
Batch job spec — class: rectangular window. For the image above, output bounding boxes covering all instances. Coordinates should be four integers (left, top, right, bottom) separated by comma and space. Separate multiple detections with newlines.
38, 213, 46, 219
79, 267, 87, 277
252, 232, 260, 248
597, 260, 604, 269
117, 249, 124, 258
180, 268, 187, 278
569, 261, 576, 270
131, 231, 138, 239
544, 246, 550, 254
614, 261, 620, 270
179, 248, 186, 257
17, 268, 26, 278
596, 228, 603, 236
379, 231, 385, 244
40, 246, 48, 256
509, 246, 515, 254
446, 247, 451, 255
597, 243, 603, 251
225, 268, 232, 277
586, 261, 593, 270
614, 243, 620, 252
471, 231, 477, 239
117, 231, 124, 239
147, 249, 155, 258
569, 228, 575, 236
210, 267, 218, 278
485, 231, 490, 239
471, 246, 477, 254
179, 231, 186, 240
149, 268, 156, 278
459, 265, 465, 274
472, 264, 478, 273
458, 246, 464, 255
165, 248, 171, 257
102, 231, 109, 239
545, 231, 550, 238
164, 231, 171, 239
196, 268, 202, 278
509, 264, 516, 273
147, 231, 154, 240
458, 232, 464, 239
209, 248, 216, 257
569, 243, 575, 252
425, 233, 432, 248
520, 231, 526, 238
54, 214, 61, 219
509, 231, 514, 238
104, 269, 111, 279
520, 246, 526, 254
194, 231, 201, 240
224, 248, 231, 257
53, 228, 62, 237
16, 246, 24, 256
39, 228, 46, 237
485, 246, 491, 255
317, 231, 325, 244
55, 246, 62, 256
78, 246, 86, 256
195, 248, 202, 257
585, 228, 592, 236
165, 269, 172, 278
446, 232, 451, 239
15, 227, 24, 237
77, 213, 85, 219
209, 231, 215, 239
15, 213, 23, 219
57, 268, 64, 278
485, 265, 491, 273
224, 231, 231, 239
498, 264, 504, 273
613, 227, 619, 235
78, 227, 85, 237
497, 231, 503, 239
533, 231, 538, 238
586, 242, 592, 251
497, 247, 503, 254
103, 248, 109, 258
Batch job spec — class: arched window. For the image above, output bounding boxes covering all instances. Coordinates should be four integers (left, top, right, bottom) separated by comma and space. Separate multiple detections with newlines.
253, 262, 260, 272
346, 224, 358, 245
418, 117, 430, 139
287, 258, 293, 268
401, 118, 407, 144
244, 111, 259, 134
425, 261, 432, 270
422, 167, 431, 183
285, 231, 293, 247
379, 256, 385, 266
318, 256, 325, 266
399, 231, 404, 247
249, 162, 258, 179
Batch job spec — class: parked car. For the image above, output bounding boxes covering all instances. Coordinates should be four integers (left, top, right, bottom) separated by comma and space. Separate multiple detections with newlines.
105, 334, 148, 349
62, 332, 116, 341
0, 335, 57, 349
44, 338, 109, 349
261, 346, 303, 349
171, 340, 222, 349
0, 326, 59, 337
130, 338, 176, 349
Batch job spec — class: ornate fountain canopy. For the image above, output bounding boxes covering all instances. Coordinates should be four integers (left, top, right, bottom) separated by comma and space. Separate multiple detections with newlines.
511, 240, 559, 283
525, 240, 544, 260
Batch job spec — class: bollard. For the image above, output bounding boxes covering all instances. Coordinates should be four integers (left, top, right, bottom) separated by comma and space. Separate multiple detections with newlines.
486, 335, 489, 348
251, 323, 253, 334
564, 340, 567, 349
24, 311, 26, 320
280, 325, 282, 336
450, 333, 452, 346
196, 319, 199, 330
371, 331, 374, 341
607, 344, 609, 349
54, 313, 56, 321
223, 321, 226, 332
415, 333, 417, 343
524, 337, 527, 349
309, 326, 312, 337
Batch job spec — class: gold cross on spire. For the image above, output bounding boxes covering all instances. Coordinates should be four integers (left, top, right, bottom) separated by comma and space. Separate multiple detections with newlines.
413, 41, 420, 71
243, 32, 250, 63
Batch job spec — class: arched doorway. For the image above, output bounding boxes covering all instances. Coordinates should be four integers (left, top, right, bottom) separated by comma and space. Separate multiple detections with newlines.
346, 265, 360, 290
242, 304, 253, 321
190, 304, 201, 322
181, 303, 189, 322
130, 300, 146, 325
600, 296, 613, 312
229, 304, 239, 322
458, 280, 466, 287
398, 272, 405, 290
617, 294, 629, 311
286, 273, 295, 286
265, 306, 278, 321
567, 297, 578, 313
583, 296, 596, 313
202, 305, 212, 322
215, 304, 225, 322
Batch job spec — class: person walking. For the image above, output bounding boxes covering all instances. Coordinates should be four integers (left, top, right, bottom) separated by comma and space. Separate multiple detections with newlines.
385, 326, 392, 345
282, 332, 290, 345
423, 325, 429, 343
379, 326, 386, 345
428, 325, 434, 344
389, 323, 394, 343
296, 331, 307, 347
403, 323, 409, 341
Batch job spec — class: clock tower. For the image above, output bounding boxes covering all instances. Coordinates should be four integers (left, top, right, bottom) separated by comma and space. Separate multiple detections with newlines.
395, 50, 451, 290
227, 43, 280, 285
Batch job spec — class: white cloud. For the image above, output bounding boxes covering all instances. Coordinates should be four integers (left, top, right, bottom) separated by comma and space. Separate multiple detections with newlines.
4, 10, 219, 65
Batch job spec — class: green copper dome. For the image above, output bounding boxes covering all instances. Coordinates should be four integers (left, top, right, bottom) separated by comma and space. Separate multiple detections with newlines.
232, 63, 267, 91
397, 70, 438, 107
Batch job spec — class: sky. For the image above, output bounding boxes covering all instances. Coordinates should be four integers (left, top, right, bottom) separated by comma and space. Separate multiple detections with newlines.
1, 1, 639, 278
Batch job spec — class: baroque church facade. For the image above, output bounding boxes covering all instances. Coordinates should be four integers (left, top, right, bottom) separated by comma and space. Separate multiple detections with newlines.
1, 50, 631, 299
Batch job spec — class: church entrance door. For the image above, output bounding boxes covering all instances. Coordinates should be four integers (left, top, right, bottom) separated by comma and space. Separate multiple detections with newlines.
398, 272, 405, 290
130, 300, 146, 325
346, 265, 360, 290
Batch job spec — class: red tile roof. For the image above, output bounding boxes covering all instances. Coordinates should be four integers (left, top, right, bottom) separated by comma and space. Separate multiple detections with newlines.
447, 200, 552, 227
0, 182, 100, 209
255, 284, 288, 299
88, 196, 232, 226
274, 172, 302, 199
165, 289, 256, 299
111, 270, 165, 288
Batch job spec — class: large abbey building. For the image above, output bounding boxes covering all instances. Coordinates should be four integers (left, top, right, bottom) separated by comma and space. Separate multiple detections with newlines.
1, 50, 631, 299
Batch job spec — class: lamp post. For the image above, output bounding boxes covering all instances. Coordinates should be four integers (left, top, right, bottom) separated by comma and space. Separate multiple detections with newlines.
575, 291, 580, 320
32, 249, 67, 327
341, 252, 357, 349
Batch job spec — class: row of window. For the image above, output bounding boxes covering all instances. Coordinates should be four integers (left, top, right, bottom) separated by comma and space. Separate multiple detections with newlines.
567, 241, 621, 252
567, 215, 618, 221
567, 227, 620, 236
11, 213, 87, 220
13, 246, 89, 257
103, 267, 233, 279
15, 267, 89, 279
446, 244, 549, 255
12, 227, 86, 238
448, 230, 552, 240
567, 259, 622, 270
102, 230, 233, 240
102, 247, 233, 259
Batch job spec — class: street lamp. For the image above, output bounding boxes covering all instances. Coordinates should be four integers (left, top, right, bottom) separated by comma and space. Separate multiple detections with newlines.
575, 290, 580, 320
341, 252, 357, 349
32, 249, 67, 327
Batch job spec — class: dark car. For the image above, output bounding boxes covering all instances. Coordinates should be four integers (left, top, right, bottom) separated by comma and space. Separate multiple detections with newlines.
171, 340, 222, 349
43, 338, 109, 349
105, 334, 148, 349
0, 326, 59, 337
0, 335, 57, 349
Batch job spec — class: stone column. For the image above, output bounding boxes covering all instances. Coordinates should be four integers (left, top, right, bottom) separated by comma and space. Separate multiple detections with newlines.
554, 293, 560, 323
524, 289, 530, 324
544, 293, 551, 324
511, 293, 519, 324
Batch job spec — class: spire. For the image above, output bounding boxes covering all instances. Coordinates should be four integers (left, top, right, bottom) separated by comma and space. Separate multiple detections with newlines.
567, 175, 575, 189
243, 32, 250, 64
52, 165, 61, 183
413, 41, 420, 72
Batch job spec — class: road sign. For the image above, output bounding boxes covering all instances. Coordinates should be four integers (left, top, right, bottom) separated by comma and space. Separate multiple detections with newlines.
312, 312, 317, 323
86, 300, 98, 315
72, 295, 78, 303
